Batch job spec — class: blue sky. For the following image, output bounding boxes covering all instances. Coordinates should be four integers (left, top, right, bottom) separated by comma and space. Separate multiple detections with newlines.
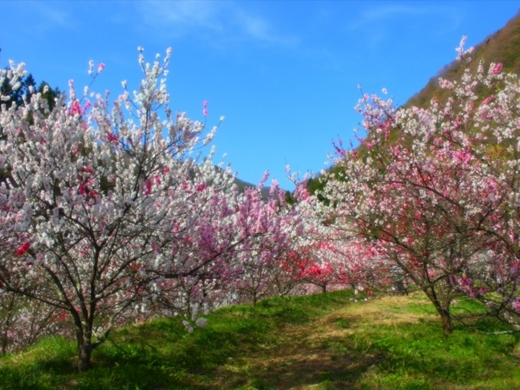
1, 1, 519, 189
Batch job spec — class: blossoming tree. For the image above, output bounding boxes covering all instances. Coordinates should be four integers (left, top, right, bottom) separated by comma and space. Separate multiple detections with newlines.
231, 177, 305, 305
320, 38, 520, 332
0, 48, 305, 370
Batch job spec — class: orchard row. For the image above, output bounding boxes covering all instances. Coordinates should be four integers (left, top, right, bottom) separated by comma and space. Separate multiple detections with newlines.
0, 39, 519, 371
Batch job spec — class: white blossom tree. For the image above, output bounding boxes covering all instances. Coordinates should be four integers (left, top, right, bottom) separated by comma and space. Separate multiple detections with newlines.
0, 48, 304, 370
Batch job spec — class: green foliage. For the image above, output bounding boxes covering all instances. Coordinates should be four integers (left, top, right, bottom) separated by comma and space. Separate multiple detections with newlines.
37, 81, 61, 112
0, 73, 60, 111
306, 165, 347, 208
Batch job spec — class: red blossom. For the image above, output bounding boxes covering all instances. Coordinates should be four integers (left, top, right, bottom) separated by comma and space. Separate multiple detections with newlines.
78, 182, 87, 195
144, 179, 152, 195
17, 242, 30, 256
88, 190, 99, 199
106, 132, 119, 145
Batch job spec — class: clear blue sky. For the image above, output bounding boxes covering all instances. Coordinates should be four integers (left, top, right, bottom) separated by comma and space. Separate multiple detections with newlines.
1, 1, 519, 189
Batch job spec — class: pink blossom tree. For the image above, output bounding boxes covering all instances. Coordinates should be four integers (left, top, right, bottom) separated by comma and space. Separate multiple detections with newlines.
320, 39, 520, 332
230, 177, 306, 305
0, 292, 70, 355
288, 186, 392, 296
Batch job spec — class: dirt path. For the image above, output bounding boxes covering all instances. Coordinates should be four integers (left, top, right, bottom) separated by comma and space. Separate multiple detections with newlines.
212, 295, 432, 389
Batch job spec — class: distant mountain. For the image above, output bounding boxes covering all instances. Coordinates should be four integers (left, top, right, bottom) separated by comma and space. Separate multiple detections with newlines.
233, 176, 271, 198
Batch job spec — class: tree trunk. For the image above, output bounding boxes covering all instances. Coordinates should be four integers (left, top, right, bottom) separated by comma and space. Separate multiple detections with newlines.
436, 306, 453, 333
426, 290, 453, 333
75, 323, 93, 372
77, 340, 93, 372
1, 332, 7, 355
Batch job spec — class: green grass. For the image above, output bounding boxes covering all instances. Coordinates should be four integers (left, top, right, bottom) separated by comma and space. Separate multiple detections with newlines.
1, 291, 519, 389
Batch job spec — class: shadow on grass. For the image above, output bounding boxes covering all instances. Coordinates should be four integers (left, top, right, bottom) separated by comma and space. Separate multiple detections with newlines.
222, 345, 386, 390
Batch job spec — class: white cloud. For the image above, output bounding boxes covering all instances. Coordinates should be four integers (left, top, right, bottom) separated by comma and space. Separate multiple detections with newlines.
138, 0, 223, 35
137, 0, 299, 48
233, 9, 299, 47
350, 4, 460, 31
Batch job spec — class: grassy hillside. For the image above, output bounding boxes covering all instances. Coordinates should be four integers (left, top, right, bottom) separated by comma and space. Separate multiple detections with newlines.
407, 11, 520, 109
1, 290, 519, 389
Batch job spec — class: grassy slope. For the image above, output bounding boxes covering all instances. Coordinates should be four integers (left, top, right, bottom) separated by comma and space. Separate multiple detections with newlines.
1, 290, 519, 390
408, 11, 520, 109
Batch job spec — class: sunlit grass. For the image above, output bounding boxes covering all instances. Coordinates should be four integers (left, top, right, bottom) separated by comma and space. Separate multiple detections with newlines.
1, 290, 519, 389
